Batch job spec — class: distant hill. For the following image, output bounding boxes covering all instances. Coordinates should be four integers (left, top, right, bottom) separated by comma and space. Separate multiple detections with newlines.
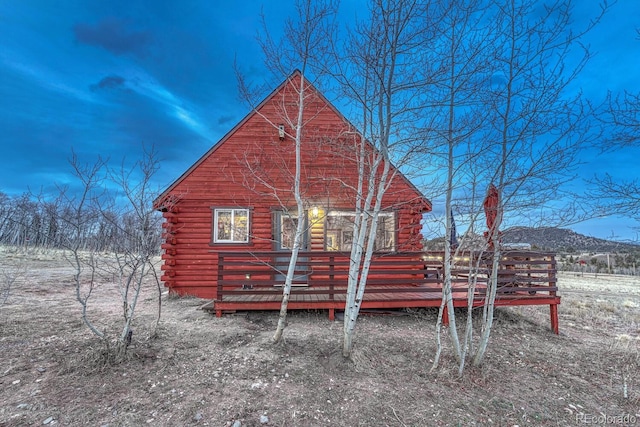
502, 227, 639, 253
424, 227, 639, 253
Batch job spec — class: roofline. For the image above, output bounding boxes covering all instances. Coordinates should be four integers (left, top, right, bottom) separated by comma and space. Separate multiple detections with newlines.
154, 69, 431, 212
153, 71, 302, 209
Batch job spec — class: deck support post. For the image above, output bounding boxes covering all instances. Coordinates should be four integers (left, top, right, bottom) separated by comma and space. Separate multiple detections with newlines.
216, 309, 222, 318
550, 303, 559, 334
216, 254, 224, 302
442, 305, 449, 327
329, 256, 335, 302
328, 308, 335, 321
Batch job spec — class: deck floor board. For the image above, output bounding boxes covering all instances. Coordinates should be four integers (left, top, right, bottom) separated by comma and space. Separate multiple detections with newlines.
208, 286, 558, 307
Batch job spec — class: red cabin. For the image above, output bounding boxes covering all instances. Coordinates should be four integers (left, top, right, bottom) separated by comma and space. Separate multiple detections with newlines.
154, 71, 559, 333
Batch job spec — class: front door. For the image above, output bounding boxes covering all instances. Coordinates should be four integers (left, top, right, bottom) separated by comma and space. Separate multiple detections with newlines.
274, 211, 309, 285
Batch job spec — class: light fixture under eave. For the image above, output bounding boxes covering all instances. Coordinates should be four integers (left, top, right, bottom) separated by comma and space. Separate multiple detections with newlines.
278, 124, 285, 140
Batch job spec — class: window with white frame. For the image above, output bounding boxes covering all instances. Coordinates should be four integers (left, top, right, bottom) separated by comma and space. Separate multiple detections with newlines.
212, 208, 249, 243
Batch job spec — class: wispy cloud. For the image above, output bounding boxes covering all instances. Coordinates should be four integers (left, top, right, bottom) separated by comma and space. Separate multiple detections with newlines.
90, 75, 127, 92
74, 17, 153, 58
0, 51, 97, 104
126, 69, 214, 141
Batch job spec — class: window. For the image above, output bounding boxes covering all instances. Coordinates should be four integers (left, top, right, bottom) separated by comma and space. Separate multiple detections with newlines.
212, 208, 249, 243
279, 214, 299, 250
325, 210, 396, 251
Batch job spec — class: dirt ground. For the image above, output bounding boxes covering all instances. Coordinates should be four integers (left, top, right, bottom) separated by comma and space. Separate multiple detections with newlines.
1, 247, 639, 426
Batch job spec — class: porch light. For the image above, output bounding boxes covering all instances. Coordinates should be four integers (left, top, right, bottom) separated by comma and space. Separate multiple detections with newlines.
278, 124, 285, 140
312, 206, 319, 218
245, 273, 251, 280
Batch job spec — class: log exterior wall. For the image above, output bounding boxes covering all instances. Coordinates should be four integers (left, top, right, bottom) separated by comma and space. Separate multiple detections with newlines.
155, 72, 431, 298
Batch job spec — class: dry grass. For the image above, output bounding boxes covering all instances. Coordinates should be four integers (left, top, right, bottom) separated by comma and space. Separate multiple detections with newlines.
0, 248, 639, 426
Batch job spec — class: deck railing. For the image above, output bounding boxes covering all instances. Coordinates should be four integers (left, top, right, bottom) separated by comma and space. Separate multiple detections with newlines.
215, 250, 557, 301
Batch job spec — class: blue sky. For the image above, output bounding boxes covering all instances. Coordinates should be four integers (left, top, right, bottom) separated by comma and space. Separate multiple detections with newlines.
1, 1, 638, 241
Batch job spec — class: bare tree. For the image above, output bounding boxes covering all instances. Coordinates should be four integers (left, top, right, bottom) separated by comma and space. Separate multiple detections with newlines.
0, 259, 26, 308
61, 151, 108, 341
600, 90, 640, 148
409, 0, 496, 369
589, 87, 640, 229
470, 0, 606, 366
401, 0, 606, 370
106, 144, 164, 355
334, 0, 435, 357
236, 0, 337, 343
55, 146, 163, 362
588, 173, 640, 225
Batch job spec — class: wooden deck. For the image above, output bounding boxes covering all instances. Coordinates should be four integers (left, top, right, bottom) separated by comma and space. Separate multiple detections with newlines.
201, 250, 560, 333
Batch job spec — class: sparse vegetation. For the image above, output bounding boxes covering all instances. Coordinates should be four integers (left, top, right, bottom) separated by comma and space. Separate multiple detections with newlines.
1, 248, 638, 426
0, 252, 25, 308
0, 147, 166, 364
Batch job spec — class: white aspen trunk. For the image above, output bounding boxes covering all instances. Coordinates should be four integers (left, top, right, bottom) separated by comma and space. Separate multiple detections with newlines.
273, 214, 304, 343
439, 82, 462, 361
459, 251, 482, 375
430, 289, 446, 371
273, 75, 306, 343
436, 19, 465, 363
472, 189, 503, 368
343, 208, 378, 356
473, 229, 501, 366
342, 205, 371, 356
343, 156, 392, 357
341, 0, 416, 359
441, 238, 461, 360
342, 132, 371, 356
